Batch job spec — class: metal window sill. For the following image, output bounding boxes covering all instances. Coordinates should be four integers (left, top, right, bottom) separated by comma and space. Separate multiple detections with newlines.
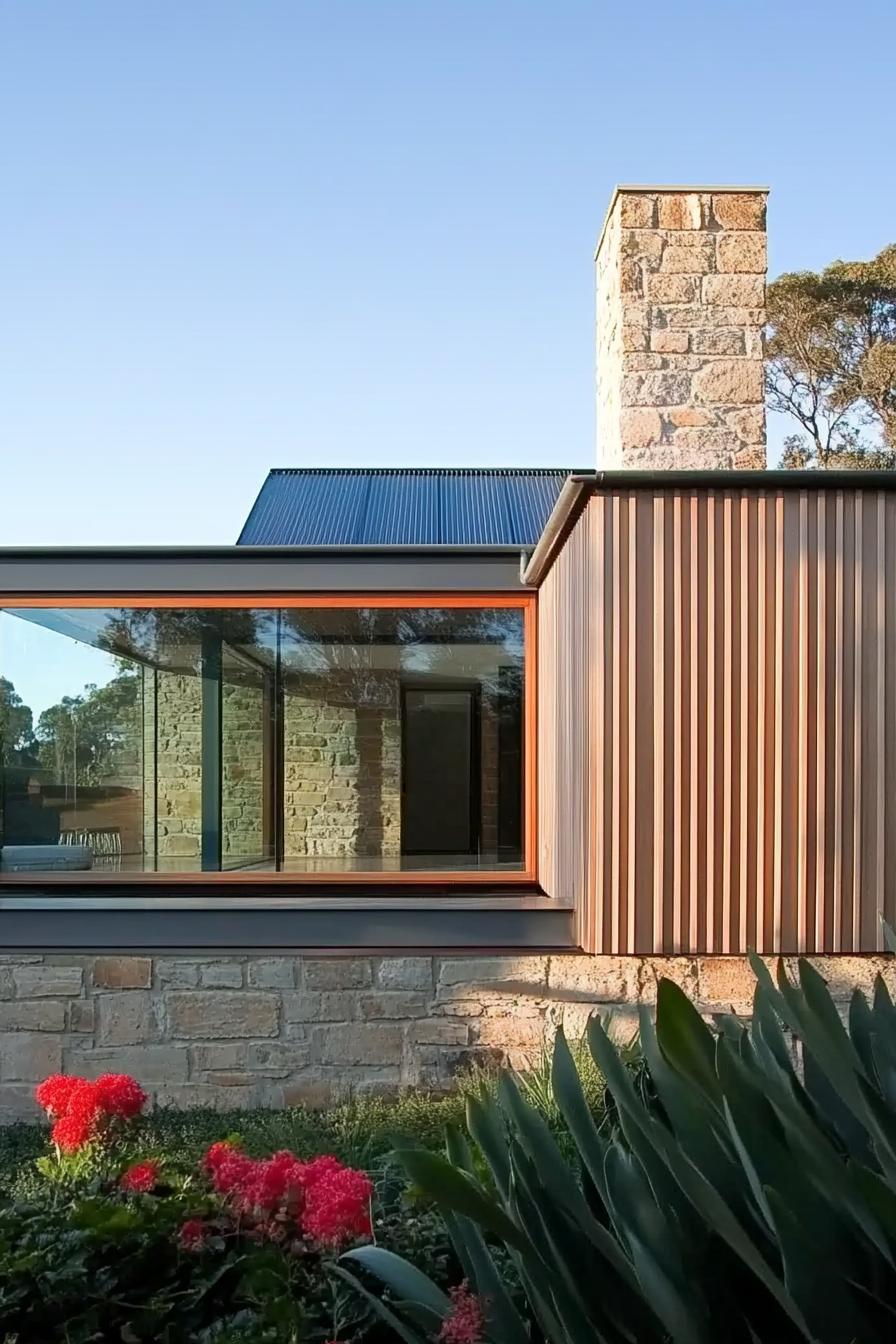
0, 890, 577, 953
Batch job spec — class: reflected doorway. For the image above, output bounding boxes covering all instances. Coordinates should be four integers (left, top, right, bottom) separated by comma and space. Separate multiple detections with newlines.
401, 686, 479, 857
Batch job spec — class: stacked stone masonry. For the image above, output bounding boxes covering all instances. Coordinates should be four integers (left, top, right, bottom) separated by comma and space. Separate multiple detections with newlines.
1, 952, 892, 1120
596, 187, 768, 469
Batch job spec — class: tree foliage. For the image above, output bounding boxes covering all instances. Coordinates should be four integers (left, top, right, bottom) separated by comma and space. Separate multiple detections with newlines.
34, 671, 142, 787
766, 243, 896, 467
1, 671, 143, 788
0, 677, 37, 765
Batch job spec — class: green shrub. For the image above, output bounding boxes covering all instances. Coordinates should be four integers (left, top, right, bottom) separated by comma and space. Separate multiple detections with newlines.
347, 952, 896, 1344
0, 1076, 452, 1343
0, 1133, 456, 1344
0, 1147, 378, 1344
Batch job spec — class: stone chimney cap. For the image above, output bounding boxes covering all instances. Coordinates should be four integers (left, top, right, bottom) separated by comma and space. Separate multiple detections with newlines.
595, 185, 770, 260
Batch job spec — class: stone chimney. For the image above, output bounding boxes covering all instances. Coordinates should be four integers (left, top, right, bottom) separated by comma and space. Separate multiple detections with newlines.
595, 186, 768, 469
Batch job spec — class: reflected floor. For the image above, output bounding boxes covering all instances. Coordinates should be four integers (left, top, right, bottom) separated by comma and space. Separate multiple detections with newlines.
64, 851, 526, 875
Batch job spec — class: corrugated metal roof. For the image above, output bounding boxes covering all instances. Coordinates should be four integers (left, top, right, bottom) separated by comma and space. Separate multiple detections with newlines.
237, 468, 578, 547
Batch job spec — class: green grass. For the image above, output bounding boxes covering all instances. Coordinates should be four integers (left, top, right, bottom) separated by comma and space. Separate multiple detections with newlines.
0, 1043, 615, 1201
0, 1090, 474, 1198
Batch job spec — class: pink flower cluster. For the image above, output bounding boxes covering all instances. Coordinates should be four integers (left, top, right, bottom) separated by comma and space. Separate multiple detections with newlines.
438, 1283, 486, 1344
35, 1073, 148, 1152
202, 1140, 373, 1247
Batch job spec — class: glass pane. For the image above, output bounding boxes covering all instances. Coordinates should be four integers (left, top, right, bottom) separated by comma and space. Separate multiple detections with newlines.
279, 606, 525, 872
0, 609, 147, 872
403, 689, 473, 852
221, 612, 277, 871
1, 604, 525, 877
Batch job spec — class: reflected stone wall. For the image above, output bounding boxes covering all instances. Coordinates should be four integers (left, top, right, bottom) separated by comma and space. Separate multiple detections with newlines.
221, 679, 266, 865
152, 672, 202, 863
479, 689, 499, 854
283, 669, 402, 861
135, 666, 508, 868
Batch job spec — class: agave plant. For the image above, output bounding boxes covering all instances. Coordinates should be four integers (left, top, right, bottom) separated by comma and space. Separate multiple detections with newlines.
338, 945, 896, 1344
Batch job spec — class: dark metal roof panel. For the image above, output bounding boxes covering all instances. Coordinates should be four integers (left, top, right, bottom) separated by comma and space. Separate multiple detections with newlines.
237, 468, 577, 547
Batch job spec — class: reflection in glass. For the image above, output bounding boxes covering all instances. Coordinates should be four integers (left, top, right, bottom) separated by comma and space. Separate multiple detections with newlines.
0, 606, 525, 876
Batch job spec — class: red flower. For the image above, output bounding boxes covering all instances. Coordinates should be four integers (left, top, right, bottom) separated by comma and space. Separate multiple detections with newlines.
301, 1155, 373, 1247
119, 1159, 160, 1193
36, 1071, 146, 1147
200, 1141, 372, 1247
439, 1283, 485, 1344
35, 1074, 82, 1118
179, 1218, 208, 1251
49, 1080, 101, 1151
50, 1111, 95, 1152
207, 1148, 307, 1217
202, 1139, 240, 1177
241, 1150, 306, 1215
209, 1150, 257, 1199
93, 1073, 147, 1119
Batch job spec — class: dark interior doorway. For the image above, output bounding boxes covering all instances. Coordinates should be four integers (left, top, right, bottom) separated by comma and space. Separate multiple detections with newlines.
401, 686, 479, 856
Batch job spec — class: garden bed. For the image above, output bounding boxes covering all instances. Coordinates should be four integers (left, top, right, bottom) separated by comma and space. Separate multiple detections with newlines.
0, 1053, 605, 1344
0, 1092, 463, 1343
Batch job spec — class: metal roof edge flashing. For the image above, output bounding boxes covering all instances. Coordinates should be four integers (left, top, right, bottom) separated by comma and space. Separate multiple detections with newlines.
523, 468, 896, 586
522, 475, 596, 586
0, 543, 535, 559
263, 466, 575, 476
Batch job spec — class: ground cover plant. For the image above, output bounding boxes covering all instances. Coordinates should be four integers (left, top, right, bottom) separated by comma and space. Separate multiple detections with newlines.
349, 948, 896, 1344
0, 1053, 607, 1343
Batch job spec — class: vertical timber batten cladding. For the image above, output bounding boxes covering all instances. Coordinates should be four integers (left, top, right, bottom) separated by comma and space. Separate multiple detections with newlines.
538, 480, 896, 956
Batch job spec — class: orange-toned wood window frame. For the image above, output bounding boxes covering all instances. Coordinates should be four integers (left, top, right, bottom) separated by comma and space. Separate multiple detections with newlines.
0, 593, 537, 886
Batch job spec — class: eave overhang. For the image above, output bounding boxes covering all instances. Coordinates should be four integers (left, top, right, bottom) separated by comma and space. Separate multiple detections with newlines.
0, 545, 535, 595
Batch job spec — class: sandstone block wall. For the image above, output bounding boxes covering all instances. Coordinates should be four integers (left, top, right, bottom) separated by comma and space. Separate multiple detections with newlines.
1, 952, 892, 1120
596, 186, 768, 469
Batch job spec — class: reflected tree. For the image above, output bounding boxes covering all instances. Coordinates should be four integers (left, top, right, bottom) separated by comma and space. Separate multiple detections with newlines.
35, 672, 141, 787
96, 608, 263, 673
278, 606, 523, 701
0, 677, 37, 765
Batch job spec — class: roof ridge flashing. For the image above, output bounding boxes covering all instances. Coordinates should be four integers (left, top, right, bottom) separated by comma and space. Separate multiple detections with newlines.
266, 466, 580, 477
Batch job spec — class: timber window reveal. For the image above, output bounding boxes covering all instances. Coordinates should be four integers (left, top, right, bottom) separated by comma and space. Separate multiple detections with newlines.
0, 596, 535, 884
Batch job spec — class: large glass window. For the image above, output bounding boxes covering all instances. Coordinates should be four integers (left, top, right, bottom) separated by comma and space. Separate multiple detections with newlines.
0, 601, 530, 879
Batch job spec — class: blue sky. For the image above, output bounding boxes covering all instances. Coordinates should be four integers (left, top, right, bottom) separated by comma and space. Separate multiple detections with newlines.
0, 0, 894, 547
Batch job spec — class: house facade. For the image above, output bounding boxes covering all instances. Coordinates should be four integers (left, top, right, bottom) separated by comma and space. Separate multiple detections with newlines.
1, 186, 894, 1118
